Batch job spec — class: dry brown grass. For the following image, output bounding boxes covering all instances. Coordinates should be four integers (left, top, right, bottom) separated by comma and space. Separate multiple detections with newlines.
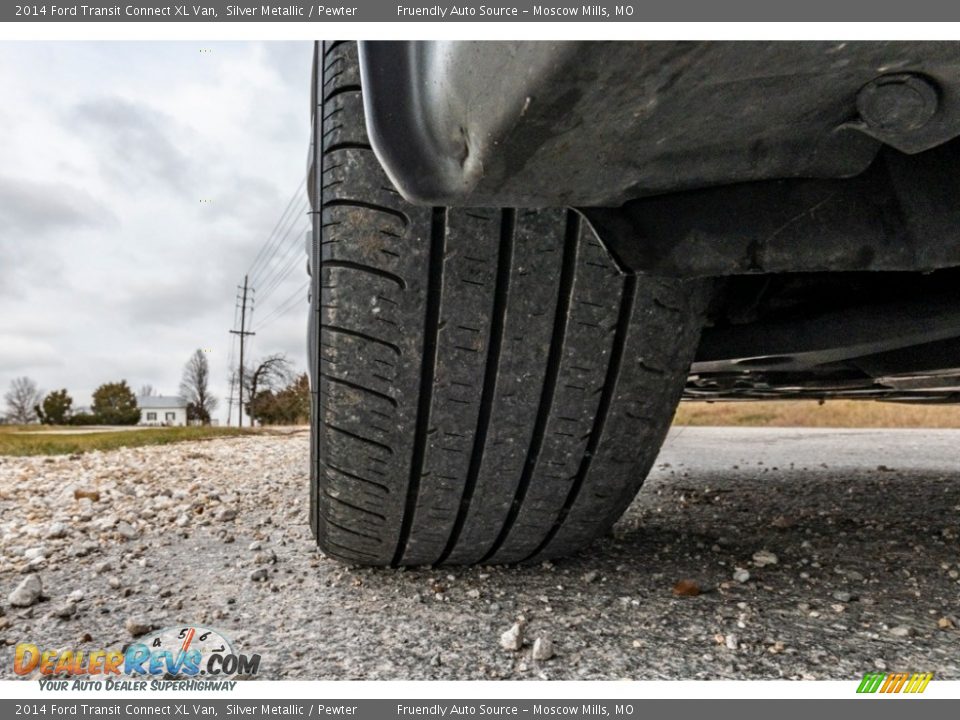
673, 399, 960, 428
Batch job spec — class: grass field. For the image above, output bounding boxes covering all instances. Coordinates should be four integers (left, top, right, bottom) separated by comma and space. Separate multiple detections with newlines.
0, 425, 257, 457
673, 399, 960, 428
2, 400, 958, 457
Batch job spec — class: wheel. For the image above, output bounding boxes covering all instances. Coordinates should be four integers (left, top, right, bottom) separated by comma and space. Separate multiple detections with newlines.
308, 41, 708, 566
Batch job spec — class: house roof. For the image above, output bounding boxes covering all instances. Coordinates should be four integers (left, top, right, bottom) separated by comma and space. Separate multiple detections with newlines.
138, 396, 187, 409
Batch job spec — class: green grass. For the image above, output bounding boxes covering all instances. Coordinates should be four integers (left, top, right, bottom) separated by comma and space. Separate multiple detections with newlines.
0, 425, 257, 457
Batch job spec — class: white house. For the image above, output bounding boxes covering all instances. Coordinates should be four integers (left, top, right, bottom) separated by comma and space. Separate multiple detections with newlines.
138, 396, 188, 427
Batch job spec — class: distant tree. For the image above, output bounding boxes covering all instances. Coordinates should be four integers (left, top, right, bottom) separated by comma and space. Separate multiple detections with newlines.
91, 381, 140, 425
247, 372, 309, 426
69, 412, 98, 426
4, 377, 43, 424
279, 373, 310, 424
139, 384, 157, 398
36, 389, 73, 425
180, 349, 218, 425
243, 354, 291, 403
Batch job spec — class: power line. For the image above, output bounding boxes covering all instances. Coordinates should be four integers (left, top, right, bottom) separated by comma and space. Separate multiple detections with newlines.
252, 205, 311, 299
246, 175, 307, 283
250, 196, 309, 291
256, 225, 311, 305
232, 174, 309, 424
253, 280, 310, 331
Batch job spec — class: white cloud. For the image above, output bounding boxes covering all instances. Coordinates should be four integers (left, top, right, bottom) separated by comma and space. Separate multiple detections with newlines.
0, 42, 313, 422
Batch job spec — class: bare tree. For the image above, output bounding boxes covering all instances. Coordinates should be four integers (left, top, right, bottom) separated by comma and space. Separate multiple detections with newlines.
139, 384, 156, 398
243, 354, 291, 423
4, 377, 43, 424
179, 349, 218, 424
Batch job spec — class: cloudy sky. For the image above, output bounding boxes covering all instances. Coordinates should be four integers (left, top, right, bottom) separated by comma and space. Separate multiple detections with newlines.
0, 41, 313, 423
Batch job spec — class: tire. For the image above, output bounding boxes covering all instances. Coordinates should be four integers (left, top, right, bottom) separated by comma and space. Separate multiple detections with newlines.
308, 41, 708, 566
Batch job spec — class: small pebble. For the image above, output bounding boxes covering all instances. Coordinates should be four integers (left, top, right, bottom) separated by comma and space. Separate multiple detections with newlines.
500, 621, 525, 651
752, 550, 778, 567
124, 618, 154, 637
9, 574, 43, 607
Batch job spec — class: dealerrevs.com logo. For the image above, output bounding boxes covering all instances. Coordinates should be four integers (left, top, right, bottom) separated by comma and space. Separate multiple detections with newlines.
15, 626, 260, 691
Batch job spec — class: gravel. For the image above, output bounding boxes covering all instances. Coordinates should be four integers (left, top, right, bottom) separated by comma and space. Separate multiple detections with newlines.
1, 427, 958, 680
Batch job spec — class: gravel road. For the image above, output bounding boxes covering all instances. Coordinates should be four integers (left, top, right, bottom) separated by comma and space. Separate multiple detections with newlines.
1, 427, 958, 680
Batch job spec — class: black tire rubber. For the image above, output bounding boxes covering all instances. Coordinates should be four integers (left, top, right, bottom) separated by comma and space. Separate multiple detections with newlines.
309, 41, 708, 566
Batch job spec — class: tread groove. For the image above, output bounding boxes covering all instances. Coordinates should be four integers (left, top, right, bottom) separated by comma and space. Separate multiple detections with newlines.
322, 516, 383, 543
436, 208, 515, 565
479, 210, 580, 563
323, 84, 362, 104
522, 273, 637, 561
324, 423, 395, 456
324, 461, 390, 494
392, 207, 447, 567
323, 259, 407, 290
320, 372, 399, 408
323, 491, 388, 522
323, 325, 401, 355
322, 199, 409, 227
324, 141, 374, 154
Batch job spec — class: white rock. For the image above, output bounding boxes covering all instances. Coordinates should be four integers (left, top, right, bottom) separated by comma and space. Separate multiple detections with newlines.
9, 574, 43, 607
46, 522, 68, 539
752, 550, 779, 567
116, 522, 138, 540
500, 621, 525, 651
532, 636, 554, 661
23, 546, 46, 561
733, 568, 751, 583
52, 601, 77, 619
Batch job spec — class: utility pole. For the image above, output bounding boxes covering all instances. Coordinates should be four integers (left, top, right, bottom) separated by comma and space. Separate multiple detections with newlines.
225, 370, 236, 426
229, 275, 255, 427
